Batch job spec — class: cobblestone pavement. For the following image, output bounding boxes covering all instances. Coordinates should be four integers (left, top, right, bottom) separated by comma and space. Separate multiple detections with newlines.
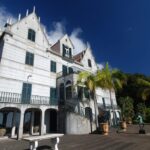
0, 125, 150, 150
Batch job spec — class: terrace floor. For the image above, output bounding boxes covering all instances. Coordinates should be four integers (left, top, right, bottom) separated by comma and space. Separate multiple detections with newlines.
0, 125, 150, 150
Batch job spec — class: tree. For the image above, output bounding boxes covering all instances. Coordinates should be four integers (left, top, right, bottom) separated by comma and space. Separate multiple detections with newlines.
77, 62, 125, 127
96, 63, 125, 125
118, 96, 134, 121
77, 71, 99, 128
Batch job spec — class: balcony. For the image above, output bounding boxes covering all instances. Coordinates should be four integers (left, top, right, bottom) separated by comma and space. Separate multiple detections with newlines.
98, 104, 119, 110
0, 91, 58, 106
57, 66, 85, 78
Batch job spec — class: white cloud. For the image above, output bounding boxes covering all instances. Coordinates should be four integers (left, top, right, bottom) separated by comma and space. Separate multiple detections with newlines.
46, 22, 87, 55
70, 28, 87, 55
0, 6, 17, 30
46, 22, 65, 44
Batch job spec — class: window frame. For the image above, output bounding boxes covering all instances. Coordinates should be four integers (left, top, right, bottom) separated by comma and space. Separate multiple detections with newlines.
28, 28, 36, 42
51, 60, 57, 73
25, 51, 34, 66
22, 83, 32, 104
88, 59, 92, 68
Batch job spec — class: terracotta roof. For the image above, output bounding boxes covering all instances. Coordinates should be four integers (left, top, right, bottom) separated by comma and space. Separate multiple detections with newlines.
73, 50, 86, 62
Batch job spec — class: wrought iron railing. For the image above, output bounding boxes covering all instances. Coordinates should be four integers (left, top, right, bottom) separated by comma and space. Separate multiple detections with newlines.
0, 91, 58, 106
98, 104, 119, 110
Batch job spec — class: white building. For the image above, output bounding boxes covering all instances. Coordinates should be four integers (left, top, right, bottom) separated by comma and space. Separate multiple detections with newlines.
0, 9, 120, 139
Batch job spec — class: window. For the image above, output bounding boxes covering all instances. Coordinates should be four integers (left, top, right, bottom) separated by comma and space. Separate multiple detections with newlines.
28, 29, 36, 42
25, 52, 34, 66
66, 81, 72, 100
84, 87, 89, 99
62, 44, 72, 58
102, 98, 106, 109
51, 61, 56, 73
50, 88, 57, 105
68, 67, 73, 74
22, 83, 32, 104
62, 65, 68, 76
59, 83, 64, 102
88, 59, 92, 67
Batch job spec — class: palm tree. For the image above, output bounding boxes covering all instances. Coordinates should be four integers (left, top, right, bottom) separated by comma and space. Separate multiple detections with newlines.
77, 71, 99, 129
96, 63, 126, 126
77, 63, 125, 127
137, 78, 150, 104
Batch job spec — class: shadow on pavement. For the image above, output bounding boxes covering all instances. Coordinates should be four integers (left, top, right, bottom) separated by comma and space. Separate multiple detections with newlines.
24, 145, 52, 150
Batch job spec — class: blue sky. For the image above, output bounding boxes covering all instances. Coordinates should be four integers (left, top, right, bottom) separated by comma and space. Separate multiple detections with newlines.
0, 0, 150, 75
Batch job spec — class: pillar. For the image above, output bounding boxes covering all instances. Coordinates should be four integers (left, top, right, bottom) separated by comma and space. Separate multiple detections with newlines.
17, 109, 24, 140
40, 109, 46, 135
30, 111, 34, 135
11, 111, 17, 138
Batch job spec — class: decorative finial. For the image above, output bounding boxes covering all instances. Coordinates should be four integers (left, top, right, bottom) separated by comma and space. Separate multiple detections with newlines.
18, 13, 21, 21
6, 18, 9, 24
38, 17, 40, 22
33, 6, 35, 13
26, 9, 29, 16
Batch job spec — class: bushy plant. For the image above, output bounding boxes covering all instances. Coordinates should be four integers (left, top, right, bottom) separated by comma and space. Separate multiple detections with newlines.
144, 108, 150, 123
118, 96, 134, 121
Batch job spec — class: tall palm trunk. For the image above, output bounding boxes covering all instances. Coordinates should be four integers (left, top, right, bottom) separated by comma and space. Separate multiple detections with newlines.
94, 92, 99, 129
109, 89, 116, 126
88, 91, 93, 133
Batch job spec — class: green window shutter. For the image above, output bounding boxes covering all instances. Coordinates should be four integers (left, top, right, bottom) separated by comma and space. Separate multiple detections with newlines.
25, 52, 34, 66
28, 29, 36, 42
50, 88, 57, 105
51, 61, 56, 73
62, 65, 67, 76
69, 67, 73, 74
62, 44, 66, 57
22, 83, 32, 104
84, 87, 89, 99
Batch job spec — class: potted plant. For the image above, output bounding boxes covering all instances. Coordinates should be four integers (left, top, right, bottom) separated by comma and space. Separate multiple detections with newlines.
118, 96, 134, 131
99, 111, 110, 135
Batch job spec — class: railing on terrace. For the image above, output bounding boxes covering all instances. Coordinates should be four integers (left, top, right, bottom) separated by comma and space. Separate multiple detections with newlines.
57, 66, 85, 78
98, 104, 120, 110
0, 91, 58, 106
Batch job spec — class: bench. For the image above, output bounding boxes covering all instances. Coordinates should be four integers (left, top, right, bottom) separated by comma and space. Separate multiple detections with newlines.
23, 133, 64, 150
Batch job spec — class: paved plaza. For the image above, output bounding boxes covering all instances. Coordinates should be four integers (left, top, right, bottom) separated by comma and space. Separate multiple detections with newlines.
0, 125, 150, 150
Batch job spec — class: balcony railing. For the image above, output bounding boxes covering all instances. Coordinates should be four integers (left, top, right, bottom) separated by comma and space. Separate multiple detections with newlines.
0, 91, 58, 106
57, 66, 85, 78
98, 104, 119, 110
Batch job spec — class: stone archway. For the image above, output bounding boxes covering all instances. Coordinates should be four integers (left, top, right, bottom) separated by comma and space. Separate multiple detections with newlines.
23, 108, 41, 136
45, 109, 57, 133
0, 107, 20, 138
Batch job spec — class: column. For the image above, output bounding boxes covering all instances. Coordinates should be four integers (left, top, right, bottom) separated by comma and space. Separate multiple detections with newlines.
40, 109, 46, 135
17, 109, 25, 140
30, 111, 34, 135
11, 111, 17, 138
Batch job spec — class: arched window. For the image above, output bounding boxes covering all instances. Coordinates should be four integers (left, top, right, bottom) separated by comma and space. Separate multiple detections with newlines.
59, 83, 64, 102
66, 81, 72, 100
88, 59, 92, 67
28, 29, 36, 42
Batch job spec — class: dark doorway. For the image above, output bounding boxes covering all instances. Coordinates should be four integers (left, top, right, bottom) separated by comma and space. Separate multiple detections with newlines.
49, 109, 57, 133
